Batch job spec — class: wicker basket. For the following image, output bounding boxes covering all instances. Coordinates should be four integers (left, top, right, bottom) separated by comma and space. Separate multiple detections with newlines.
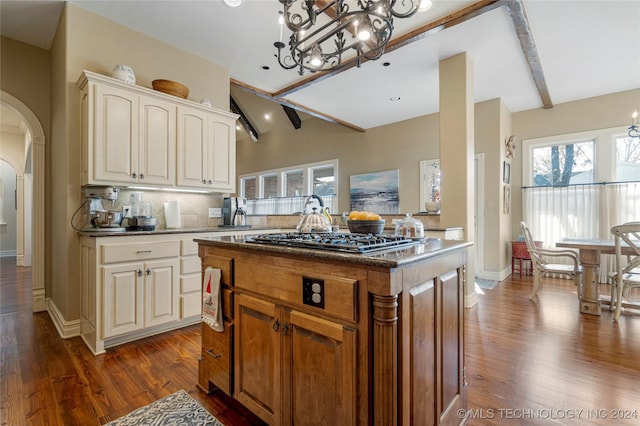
151, 79, 189, 99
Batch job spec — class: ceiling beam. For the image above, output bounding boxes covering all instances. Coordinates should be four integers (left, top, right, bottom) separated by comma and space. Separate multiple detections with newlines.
271, 0, 552, 110
282, 105, 302, 129
230, 95, 259, 142
231, 79, 365, 133
503, 0, 553, 109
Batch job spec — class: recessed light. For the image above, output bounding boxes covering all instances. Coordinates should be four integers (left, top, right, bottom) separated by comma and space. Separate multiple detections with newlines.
382, 62, 391, 67
264, 113, 272, 120
262, 65, 270, 70
223, 0, 242, 7
390, 96, 401, 101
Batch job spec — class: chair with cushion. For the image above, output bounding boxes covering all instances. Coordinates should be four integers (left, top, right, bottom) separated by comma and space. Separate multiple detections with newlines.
520, 221, 582, 300
610, 222, 640, 321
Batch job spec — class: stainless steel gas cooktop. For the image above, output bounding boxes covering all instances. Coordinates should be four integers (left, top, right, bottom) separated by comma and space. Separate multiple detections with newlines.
246, 232, 418, 254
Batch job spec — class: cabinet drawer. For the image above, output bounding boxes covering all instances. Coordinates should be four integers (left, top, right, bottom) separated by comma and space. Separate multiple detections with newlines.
181, 256, 201, 274
102, 240, 179, 264
203, 255, 233, 285
181, 274, 201, 293
235, 260, 357, 322
181, 293, 201, 318
202, 322, 233, 395
181, 238, 199, 256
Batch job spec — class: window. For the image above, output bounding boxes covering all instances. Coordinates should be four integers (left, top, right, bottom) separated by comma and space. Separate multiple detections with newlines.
312, 166, 335, 195
262, 174, 278, 198
285, 170, 304, 196
615, 136, 640, 181
531, 141, 594, 186
522, 126, 640, 283
242, 177, 256, 200
239, 159, 338, 200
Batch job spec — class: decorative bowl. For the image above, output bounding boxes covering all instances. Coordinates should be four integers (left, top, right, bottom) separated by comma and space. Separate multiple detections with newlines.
425, 201, 441, 213
347, 219, 385, 234
151, 79, 189, 99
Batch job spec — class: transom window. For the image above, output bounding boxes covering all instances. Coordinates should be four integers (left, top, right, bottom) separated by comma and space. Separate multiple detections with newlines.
239, 159, 338, 200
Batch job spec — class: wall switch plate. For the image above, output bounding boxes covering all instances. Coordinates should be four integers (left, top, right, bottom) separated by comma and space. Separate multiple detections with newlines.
123, 205, 132, 218
208, 208, 222, 218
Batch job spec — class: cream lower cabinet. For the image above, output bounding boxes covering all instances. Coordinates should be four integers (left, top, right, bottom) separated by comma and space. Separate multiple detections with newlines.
103, 258, 178, 338
81, 235, 183, 355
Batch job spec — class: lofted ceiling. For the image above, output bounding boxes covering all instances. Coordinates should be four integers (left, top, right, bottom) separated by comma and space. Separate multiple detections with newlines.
1, 0, 639, 142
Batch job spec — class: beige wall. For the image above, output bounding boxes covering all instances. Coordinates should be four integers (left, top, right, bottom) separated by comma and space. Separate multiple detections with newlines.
1, 35, 52, 298
48, 3, 231, 322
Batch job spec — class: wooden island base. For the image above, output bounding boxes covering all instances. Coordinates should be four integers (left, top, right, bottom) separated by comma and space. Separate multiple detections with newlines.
196, 236, 470, 425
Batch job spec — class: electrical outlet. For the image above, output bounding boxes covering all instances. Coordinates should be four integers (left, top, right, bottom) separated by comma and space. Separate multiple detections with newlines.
123, 205, 132, 218
208, 208, 222, 218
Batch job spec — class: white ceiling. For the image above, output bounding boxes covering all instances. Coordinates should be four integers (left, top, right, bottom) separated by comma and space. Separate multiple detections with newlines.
1, 0, 639, 131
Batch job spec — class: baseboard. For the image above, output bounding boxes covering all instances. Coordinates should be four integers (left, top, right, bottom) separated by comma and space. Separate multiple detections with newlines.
46, 298, 81, 339
0, 250, 17, 257
32, 288, 46, 312
16, 254, 24, 266
477, 267, 511, 282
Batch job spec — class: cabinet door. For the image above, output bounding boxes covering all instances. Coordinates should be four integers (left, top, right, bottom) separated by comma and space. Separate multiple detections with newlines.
177, 107, 208, 188
94, 84, 138, 184
206, 117, 236, 192
144, 259, 179, 328
282, 310, 357, 426
235, 294, 281, 425
139, 97, 176, 186
103, 262, 144, 338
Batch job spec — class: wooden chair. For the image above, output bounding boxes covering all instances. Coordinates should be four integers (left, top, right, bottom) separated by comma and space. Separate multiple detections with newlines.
610, 222, 640, 321
520, 221, 582, 300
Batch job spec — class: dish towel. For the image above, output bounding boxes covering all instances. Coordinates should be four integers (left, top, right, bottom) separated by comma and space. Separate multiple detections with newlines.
202, 267, 223, 332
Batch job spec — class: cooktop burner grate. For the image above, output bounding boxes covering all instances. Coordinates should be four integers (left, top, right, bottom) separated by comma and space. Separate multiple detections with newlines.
247, 232, 418, 253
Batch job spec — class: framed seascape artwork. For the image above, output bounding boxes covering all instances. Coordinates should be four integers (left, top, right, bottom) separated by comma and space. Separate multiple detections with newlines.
349, 169, 400, 214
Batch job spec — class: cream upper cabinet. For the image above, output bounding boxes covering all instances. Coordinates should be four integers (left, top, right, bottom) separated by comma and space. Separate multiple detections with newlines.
138, 97, 176, 186
177, 105, 236, 192
78, 70, 237, 191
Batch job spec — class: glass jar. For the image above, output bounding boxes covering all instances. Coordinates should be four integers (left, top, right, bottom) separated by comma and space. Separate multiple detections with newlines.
394, 213, 424, 239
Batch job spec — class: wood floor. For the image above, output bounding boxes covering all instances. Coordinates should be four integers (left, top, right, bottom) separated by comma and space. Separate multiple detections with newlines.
1, 256, 639, 425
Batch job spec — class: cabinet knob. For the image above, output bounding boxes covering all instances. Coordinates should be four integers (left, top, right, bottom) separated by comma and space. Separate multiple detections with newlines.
137, 269, 143, 277
146, 268, 151, 276
202, 179, 207, 184
139, 173, 145, 179
132, 172, 137, 178
272, 319, 280, 332
208, 179, 212, 185
281, 323, 289, 336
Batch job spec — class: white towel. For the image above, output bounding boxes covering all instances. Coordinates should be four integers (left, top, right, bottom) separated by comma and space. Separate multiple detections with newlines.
202, 267, 223, 332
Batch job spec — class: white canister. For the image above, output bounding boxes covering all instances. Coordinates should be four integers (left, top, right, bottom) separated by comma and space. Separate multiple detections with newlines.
112, 64, 136, 84
200, 98, 212, 107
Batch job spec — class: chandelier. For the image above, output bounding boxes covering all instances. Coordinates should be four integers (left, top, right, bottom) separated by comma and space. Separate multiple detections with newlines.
274, 0, 432, 75
629, 111, 639, 138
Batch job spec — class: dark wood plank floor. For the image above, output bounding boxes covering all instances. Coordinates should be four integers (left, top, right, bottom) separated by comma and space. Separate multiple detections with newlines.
1, 256, 639, 425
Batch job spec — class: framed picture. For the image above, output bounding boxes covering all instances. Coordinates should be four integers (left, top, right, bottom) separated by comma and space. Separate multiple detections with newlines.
349, 169, 400, 214
503, 161, 511, 184
503, 185, 511, 214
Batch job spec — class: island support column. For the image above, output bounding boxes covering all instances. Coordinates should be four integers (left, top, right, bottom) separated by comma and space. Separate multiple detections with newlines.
372, 294, 399, 426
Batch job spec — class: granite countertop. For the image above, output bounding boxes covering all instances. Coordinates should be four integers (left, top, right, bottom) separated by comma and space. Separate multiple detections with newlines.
194, 234, 472, 268
77, 226, 280, 238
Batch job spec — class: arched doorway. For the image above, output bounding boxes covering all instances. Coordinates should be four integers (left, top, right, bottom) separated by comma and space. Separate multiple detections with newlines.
0, 91, 45, 312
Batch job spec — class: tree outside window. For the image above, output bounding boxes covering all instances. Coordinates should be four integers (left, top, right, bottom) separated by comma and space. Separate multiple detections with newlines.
532, 141, 594, 186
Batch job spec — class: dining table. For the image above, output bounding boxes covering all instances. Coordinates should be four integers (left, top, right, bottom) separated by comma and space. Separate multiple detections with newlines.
556, 238, 635, 316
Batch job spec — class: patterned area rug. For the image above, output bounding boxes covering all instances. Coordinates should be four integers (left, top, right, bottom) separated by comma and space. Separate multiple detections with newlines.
476, 278, 499, 290
106, 390, 223, 426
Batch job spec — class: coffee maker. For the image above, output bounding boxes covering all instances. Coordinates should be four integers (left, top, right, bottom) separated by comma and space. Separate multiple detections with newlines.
222, 197, 249, 227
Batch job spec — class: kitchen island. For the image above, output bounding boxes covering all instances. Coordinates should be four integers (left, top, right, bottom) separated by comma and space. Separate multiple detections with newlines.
195, 234, 471, 426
